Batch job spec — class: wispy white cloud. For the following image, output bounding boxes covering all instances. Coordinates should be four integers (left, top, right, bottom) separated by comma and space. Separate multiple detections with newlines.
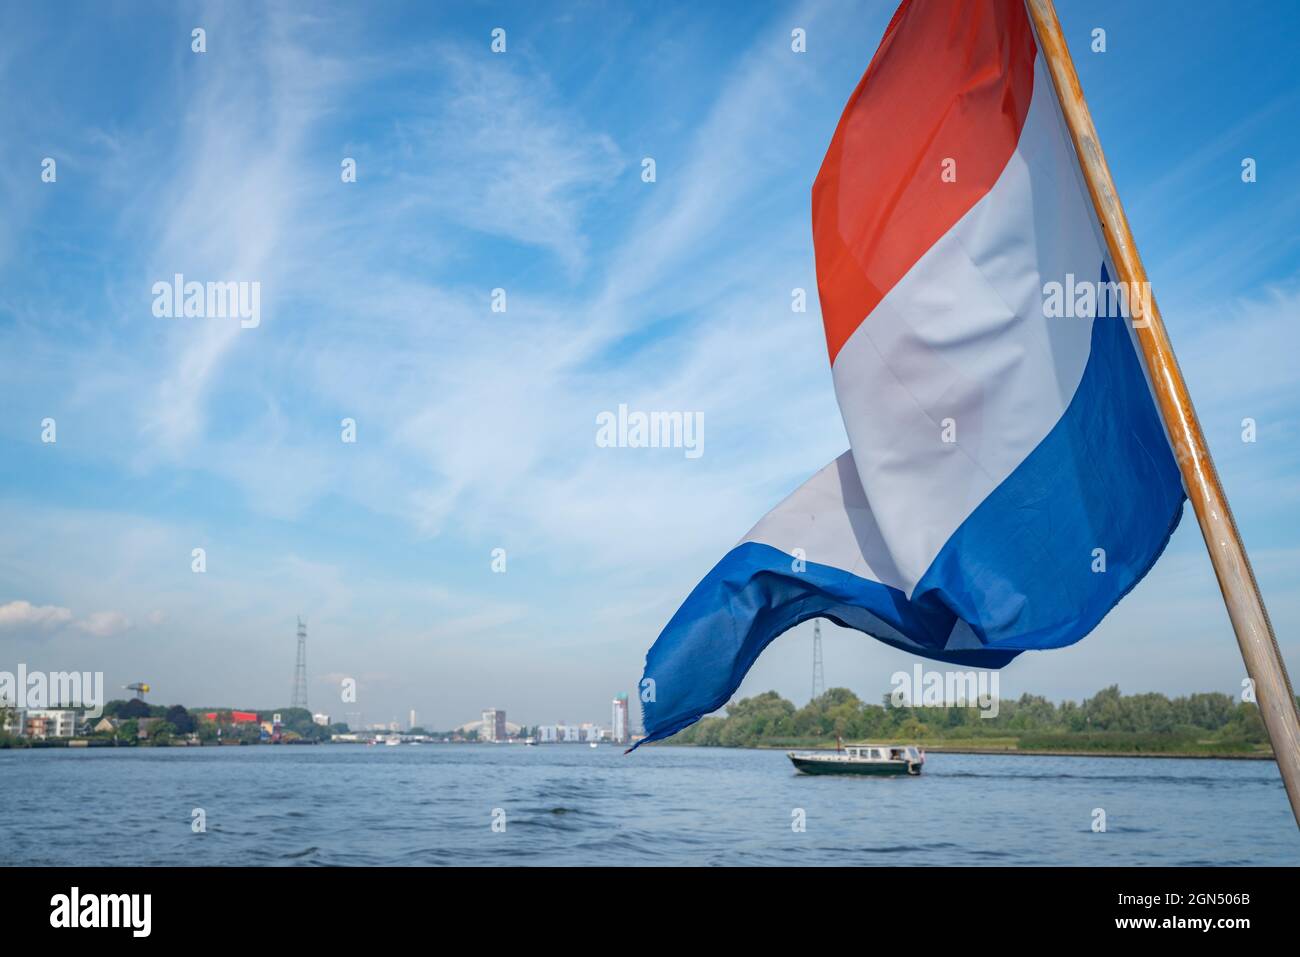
386, 46, 625, 275
0, 600, 73, 632
0, 599, 130, 639
75, 610, 132, 638
132, 6, 353, 455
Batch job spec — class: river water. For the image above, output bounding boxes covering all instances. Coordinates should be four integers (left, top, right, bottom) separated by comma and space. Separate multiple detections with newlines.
2, 744, 1296, 865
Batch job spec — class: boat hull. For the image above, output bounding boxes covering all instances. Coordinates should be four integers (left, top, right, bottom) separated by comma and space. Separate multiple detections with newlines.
789, 755, 920, 776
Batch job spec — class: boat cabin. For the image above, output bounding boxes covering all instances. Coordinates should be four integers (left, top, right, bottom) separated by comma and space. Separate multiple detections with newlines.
842, 744, 921, 762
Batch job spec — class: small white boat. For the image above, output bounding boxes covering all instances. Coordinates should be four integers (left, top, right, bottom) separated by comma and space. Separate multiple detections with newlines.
589, 742, 598, 749
385, 736, 401, 747
788, 743, 924, 776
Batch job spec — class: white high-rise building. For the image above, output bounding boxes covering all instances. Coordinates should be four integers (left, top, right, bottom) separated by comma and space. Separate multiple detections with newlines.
612, 693, 630, 745
482, 708, 506, 742
409, 709, 417, 730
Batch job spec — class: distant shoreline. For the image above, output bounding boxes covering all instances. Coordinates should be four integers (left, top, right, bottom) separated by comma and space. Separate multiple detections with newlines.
1, 740, 1277, 760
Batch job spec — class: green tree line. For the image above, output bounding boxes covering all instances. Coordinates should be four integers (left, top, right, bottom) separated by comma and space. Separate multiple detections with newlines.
669, 685, 1281, 755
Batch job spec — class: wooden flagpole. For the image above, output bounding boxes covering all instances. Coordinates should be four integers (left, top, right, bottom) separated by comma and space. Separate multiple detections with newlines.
1025, 0, 1300, 828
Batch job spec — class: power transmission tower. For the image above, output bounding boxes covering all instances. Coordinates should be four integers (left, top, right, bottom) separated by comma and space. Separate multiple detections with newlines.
811, 619, 825, 701
291, 617, 308, 710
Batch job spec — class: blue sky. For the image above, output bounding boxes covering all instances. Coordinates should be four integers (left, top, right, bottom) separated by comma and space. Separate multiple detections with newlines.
0, 0, 1297, 730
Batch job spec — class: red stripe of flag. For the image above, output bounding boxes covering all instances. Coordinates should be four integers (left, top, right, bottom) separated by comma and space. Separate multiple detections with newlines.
812, 0, 1038, 364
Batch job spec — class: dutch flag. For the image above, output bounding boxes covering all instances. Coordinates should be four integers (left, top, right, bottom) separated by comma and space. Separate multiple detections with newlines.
633, 0, 1187, 749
